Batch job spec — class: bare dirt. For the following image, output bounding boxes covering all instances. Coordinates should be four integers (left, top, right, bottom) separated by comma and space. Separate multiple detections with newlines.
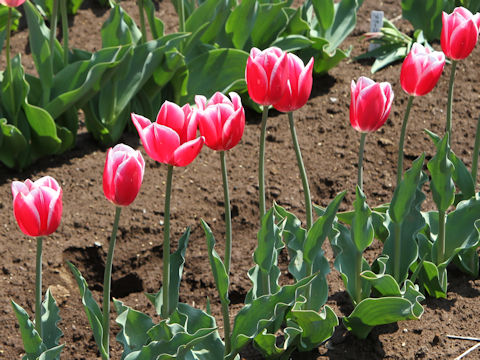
1, 0, 480, 359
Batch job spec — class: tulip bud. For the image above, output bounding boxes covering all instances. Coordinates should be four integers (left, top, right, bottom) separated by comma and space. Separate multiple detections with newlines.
400, 43, 445, 96
131, 101, 204, 167
103, 144, 145, 206
245, 47, 289, 106
196, 92, 245, 151
441, 6, 480, 60
350, 76, 394, 133
12, 176, 62, 237
273, 54, 314, 113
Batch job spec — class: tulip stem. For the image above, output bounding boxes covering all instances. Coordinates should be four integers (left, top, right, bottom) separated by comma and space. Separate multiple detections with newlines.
288, 112, 313, 229
220, 294, 231, 356
446, 60, 457, 147
46, 0, 59, 105
397, 95, 414, 186
220, 151, 232, 275
179, 0, 185, 32
137, 0, 147, 43
60, 0, 69, 66
393, 222, 402, 283
102, 206, 122, 359
258, 106, 269, 221
471, 114, 480, 188
5, 7, 15, 124
357, 132, 367, 191
437, 209, 446, 264
35, 237, 43, 338
162, 165, 174, 318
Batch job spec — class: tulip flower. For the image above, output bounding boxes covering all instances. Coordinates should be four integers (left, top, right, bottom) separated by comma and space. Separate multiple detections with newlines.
441, 7, 480, 61
0, 0, 25, 6
350, 76, 394, 190
103, 143, 145, 206
245, 47, 289, 220
272, 54, 314, 113
131, 101, 204, 167
11, 176, 62, 338
400, 43, 445, 97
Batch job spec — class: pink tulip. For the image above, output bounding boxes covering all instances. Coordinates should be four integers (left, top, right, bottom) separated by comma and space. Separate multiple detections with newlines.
245, 47, 290, 106
350, 76, 394, 133
195, 92, 245, 151
12, 176, 62, 237
131, 101, 204, 167
0, 0, 25, 7
103, 144, 145, 206
441, 6, 480, 60
273, 54, 314, 112
400, 43, 445, 96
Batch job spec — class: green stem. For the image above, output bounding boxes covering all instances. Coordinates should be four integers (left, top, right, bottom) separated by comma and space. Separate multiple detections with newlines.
102, 206, 122, 360
5, 7, 15, 123
354, 249, 363, 305
46, 0, 59, 105
35, 237, 43, 338
357, 132, 367, 192
471, 114, 480, 187
397, 95, 414, 186
60, 0, 69, 66
288, 112, 313, 229
137, 0, 147, 43
162, 165, 174, 318
220, 151, 232, 275
393, 222, 402, 283
179, 0, 185, 32
258, 106, 269, 221
220, 299, 231, 356
437, 210, 446, 264
446, 60, 457, 147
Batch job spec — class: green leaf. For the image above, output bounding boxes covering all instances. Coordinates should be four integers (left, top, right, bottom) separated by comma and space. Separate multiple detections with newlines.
0, 118, 29, 169
271, 35, 314, 52
1, 54, 27, 120
312, 0, 334, 32
401, 0, 444, 41
23, 102, 61, 156
251, 1, 289, 50
227, 275, 316, 359
114, 299, 155, 360
181, 48, 248, 104
225, 0, 258, 49
427, 134, 455, 212
453, 246, 479, 277
201, 220, 229, 306
416, 259, 447, 298
11, 300, 46, 360
41, 289, 62, 349
143, 0, 164, 39
37, 344, 65, 360
185, 0, 231, 45
351, 186, 374, 252
101, 4, 142, 47
321, 0, 360, 51
67, 262, 107, 359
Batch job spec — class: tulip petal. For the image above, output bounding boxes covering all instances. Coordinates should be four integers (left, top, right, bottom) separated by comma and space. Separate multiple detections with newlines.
222, 108, 245, 150
198, 107, 221, 150
449, 19, 478, 59
156, 101, 185, 137
172, 136, 204, 167
113, 156, 143, 206
246, 58, 269, 105
13, 192, 41, 236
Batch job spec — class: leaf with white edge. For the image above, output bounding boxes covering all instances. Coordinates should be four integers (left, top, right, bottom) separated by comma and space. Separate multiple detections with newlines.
41, 289, 62, 349
11, 300, 46, 360
37, 344, 65, 360
415, 259, 447, 298
114, 299, 155, 360
67, 261, 107, 359
453, 246, 479, 277
227, 274, 316, 359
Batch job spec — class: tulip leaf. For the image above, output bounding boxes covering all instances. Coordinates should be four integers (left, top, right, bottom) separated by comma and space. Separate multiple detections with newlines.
427, 134, 455, 212
181, 48, 248, 104
271, 35, 314, 52
414, 258, 447, 298
185, 0, 231, 46
311, 0, 335, 32
101, 4, 142, 47
401, 0, 444, 41
201, 220, 230, 307
351, 186, 374, 253
23, 102, 61, 156
114, 299, 155, 360
142, 0, 164, 39
250, 1, 289, 50
67, 261, 107, 359
225, 0, 258, 49
227, 274, 316, 360
37, 344, 65, 360
320, 0, 361, 51
1, 54, 26, 120
41, 289, 63, 349
453, 246, 479, 277
11, 300, 46, 360
0, 118, 29, 169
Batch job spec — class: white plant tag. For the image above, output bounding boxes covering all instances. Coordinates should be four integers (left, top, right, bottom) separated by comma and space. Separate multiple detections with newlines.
369, 10, 384, 51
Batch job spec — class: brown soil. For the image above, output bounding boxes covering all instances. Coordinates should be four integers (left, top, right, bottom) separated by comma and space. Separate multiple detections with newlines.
1, 0, 480, 359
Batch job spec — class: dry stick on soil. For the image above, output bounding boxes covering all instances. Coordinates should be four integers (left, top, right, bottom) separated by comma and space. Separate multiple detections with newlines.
454, 342, 480, 360
447, 335, 480, 360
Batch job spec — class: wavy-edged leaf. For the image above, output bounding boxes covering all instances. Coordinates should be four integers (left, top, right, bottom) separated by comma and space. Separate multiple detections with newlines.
41, 289, 62, 349
0, 117, 29, 169
351, 186, 374, 252
11, 300, 45, 360
37, 344, 65, 360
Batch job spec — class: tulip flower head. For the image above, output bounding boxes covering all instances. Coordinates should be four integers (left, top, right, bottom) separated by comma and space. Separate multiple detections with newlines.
273, 54, 314, 112
441, 6, 480, 60
196, 92, 245, 151
103, 144, 145, 206
350, 76, 394, 133
12, 176, 62, 237
131, 101, 204, 167
245, 47, 289, 106
0, 0, 26, 7
400, 43, 445, 96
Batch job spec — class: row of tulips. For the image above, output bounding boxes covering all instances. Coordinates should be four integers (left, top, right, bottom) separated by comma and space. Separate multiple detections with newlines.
9, 5, 480, 360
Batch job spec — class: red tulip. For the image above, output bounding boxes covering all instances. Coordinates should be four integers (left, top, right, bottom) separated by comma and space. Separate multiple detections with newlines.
350, 76, 394, 133
273, 54, 314, 112
195, 92, 245, 151
441, 6, 480, 60
103, 144, 145, 206
400, 43, 445, 96
131, 101, 204, 167
0, 0, 25, 7
245, 47, 289, 106
12, 176, 62, 237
